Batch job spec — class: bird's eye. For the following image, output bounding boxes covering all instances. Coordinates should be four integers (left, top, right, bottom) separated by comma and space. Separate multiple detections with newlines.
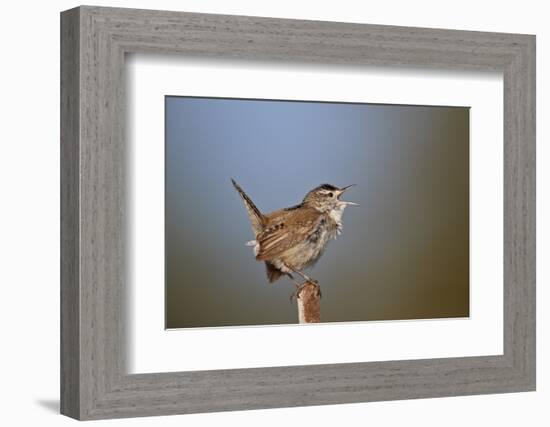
327, 192, 333, 197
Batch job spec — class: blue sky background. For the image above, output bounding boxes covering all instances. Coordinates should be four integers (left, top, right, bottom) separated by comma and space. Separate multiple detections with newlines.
165, 96, 469, 328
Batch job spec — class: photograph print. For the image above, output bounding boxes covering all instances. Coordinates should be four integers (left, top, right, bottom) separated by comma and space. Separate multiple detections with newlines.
165, 96, 469, 328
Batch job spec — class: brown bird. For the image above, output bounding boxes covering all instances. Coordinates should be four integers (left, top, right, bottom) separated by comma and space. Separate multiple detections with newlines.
231, 179, 358, 287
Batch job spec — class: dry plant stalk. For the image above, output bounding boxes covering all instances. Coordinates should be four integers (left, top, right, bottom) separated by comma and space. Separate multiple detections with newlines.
296, 281, 321, 323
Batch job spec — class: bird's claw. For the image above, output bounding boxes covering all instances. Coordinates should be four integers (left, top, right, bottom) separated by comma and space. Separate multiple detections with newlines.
289, 280, 322, 302
289, 282, 303, 302
289, 291, 298, 303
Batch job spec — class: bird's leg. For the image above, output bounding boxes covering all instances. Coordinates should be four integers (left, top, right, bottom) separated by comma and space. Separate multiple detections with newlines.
285, 265, 321, 301
286, 265, 317, 284
287, 274, 306, 302
286, 273, 303, 288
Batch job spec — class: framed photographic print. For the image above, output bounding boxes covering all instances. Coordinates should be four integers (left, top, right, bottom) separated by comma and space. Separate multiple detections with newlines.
61, 5, 536, 420
163, 96, 469, 328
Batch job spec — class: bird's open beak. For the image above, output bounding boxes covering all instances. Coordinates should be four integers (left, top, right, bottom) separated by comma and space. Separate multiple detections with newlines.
337, 184, 359, 206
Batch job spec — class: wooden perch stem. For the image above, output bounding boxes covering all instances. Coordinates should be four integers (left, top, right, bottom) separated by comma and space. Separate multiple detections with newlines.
297, 281, 321, 323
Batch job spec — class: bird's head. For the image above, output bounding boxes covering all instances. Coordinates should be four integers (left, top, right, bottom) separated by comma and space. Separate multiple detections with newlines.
302, 183, 358, 213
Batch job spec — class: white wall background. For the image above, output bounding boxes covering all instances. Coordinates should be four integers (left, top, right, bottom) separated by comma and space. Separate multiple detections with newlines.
0, 0, 546, 425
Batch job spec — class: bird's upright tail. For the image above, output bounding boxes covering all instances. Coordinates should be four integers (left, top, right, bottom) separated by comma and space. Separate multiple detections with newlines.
231, 178, 265, 235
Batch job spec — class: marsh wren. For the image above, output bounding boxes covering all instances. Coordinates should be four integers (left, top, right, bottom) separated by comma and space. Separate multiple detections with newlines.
231, 179, 358, 286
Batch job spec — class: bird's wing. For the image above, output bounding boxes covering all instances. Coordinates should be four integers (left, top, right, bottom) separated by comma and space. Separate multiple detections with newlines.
256, 210, 322, 261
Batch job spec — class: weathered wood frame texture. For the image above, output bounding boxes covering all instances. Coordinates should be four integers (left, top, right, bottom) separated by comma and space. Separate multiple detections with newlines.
61, 5, 536, 420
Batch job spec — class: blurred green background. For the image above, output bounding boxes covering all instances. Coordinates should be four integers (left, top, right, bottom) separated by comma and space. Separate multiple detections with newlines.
165, 97, 469, 328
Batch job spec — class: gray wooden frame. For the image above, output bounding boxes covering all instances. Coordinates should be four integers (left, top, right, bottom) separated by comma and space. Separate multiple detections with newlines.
60, 5, 536, 420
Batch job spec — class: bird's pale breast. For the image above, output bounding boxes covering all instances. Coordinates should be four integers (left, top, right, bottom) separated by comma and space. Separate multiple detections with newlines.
275, 214, 338, 270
